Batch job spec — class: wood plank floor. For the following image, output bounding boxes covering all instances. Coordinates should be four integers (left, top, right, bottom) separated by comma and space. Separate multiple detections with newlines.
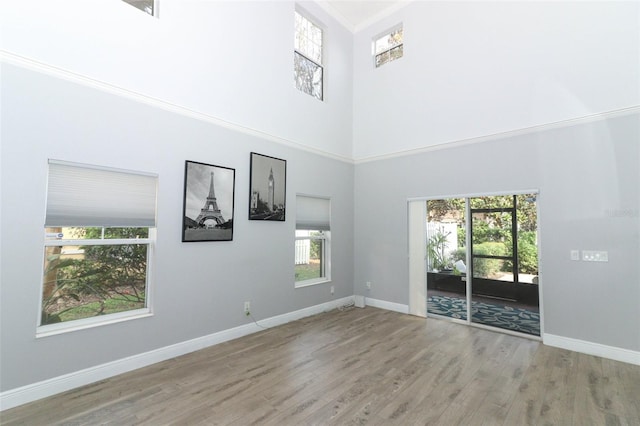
2, 307, 639, 425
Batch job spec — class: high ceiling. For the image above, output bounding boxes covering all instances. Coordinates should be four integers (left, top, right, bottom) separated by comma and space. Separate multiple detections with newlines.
319, 1, 410, 32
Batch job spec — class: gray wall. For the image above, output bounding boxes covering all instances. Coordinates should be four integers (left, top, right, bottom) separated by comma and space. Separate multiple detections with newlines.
2, 0, 638, 397
354, 112, 640, 352
0, 64, 354, 392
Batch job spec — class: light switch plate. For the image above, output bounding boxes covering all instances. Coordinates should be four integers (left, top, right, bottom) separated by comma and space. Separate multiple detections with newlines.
582, 250, 608, 262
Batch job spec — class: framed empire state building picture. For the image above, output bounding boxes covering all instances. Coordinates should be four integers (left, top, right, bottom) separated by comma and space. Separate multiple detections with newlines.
249, 152, 286, 221
182, 160, 236, 242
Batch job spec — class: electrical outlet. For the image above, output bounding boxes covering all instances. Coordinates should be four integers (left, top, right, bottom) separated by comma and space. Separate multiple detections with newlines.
366, 281, 371, 290
244, 301, 251, 316
570, 250, 580, 261
330, 286, 335, 294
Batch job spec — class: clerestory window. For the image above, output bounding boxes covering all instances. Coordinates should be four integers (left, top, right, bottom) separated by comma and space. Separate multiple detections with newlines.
374, 26, 403, 68
294, 10, 324, 100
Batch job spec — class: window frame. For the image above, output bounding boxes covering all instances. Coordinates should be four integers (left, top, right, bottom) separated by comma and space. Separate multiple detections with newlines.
38, 230, 156, 337
38, 161, 157, 337
294, 229, 331, 288
294, 194, 331, 288
294, 8, 324, 101
373, 24, 404, 68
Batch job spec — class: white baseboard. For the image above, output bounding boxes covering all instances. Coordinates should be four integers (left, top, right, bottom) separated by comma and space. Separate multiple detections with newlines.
364, 297, 409, 314
0, 296, 354, 411
7, 298, 635, 411
365, 298, 640, 366
544, 334, 640, 366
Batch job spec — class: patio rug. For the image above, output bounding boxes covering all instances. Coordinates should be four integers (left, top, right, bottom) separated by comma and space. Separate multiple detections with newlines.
427, 295, 540, 336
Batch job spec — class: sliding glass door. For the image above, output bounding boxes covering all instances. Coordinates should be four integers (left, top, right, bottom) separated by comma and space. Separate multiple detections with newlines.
425, 193, 540, 336
426, 199, 467, 320
469, 195, 540, 336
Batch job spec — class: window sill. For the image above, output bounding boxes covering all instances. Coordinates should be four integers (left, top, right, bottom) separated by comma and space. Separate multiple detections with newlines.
36, 309, 152, 338
295, 278, 331, 289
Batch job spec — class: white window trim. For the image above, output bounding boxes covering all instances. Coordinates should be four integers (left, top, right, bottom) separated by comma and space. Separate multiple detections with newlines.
40, 158, 158, 336
294, 7, 325, 101
372, 23, 404, 68
37, 309, 153, 339
294, 230, 331, 288
37, 228, 156, 337
294, 8, 324, 65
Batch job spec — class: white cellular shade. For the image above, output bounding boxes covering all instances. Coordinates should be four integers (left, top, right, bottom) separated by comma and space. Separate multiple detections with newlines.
296, 195, 330, 230
45, 160, 157, 227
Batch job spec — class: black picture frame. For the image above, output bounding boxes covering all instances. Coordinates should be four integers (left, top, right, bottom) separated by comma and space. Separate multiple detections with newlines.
249, 152, 286, 221
182, 160, 235, 242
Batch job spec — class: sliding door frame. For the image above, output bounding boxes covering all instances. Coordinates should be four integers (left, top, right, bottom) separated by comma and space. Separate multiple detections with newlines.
407, 189, 544, 340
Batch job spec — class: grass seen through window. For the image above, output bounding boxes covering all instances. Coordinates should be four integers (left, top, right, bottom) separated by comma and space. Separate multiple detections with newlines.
42, 227, 149, 325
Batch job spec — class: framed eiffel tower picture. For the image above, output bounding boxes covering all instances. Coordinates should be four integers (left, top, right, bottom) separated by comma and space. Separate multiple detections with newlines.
249, 152, 286, 221
182, 160, 235, 242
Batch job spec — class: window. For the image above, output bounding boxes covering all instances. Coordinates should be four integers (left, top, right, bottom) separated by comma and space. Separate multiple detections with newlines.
374, 26, 403, 68
295, 195, 330, 287
122, 0, 157, 16
294, 10, 323, 100
40, 160, 157, 336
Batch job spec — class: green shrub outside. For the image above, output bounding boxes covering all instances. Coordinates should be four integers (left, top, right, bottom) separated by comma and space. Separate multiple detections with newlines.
518, 231, 538, 274
452, 242, 507, 278
473, 242, 507, 278
452, 237, 537, 277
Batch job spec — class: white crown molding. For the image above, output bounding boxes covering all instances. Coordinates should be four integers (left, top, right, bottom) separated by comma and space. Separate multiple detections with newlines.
3, 51, 637, 168
354, 105, 640, 165
352, 1, 413, 33
316, 1, 413, 33
0, 50, 354, 165
314, 1, 356, 33
0, 296, 355, 411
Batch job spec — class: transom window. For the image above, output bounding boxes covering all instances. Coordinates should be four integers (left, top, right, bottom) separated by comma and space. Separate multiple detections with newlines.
39, 160, 157, 336
294, 10, 323, 100
374, 26, 403, 68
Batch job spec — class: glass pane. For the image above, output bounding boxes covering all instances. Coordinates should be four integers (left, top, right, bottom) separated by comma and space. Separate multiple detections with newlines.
41, 244, 148, 325
470, 194, 540, 336
471, 300, 540, 336
294, 12, 322, 64
375, 51, 390, 68
471, 212, 512, 252
472, 258, 513, 280
517, 194, 538, 282
45, 227, 101, 240
45, 227, 150, 240
104, 227, 149, 239
390, 45, 403, 61
426, 198, 467, 320
374, 28, 403, 54
469, 195, 514, 209
295, 233, 324, 282
294, 52, 323, 100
